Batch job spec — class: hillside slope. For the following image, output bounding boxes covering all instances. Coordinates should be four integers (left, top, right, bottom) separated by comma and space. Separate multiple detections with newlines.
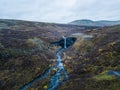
0, 19, 120, 90
59, 25, 120, 90
0, 19, 97, 90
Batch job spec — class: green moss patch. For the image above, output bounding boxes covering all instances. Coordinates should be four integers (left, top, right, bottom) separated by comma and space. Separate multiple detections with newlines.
93, 71, 115, 81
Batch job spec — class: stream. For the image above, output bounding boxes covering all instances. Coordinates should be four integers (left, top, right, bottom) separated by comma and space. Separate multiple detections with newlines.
18, 34, 120, 90
108, 70, 120, 77
20, 36, 70, 90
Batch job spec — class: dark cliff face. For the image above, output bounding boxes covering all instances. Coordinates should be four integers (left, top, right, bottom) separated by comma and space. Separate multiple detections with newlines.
51, 37, 77, 48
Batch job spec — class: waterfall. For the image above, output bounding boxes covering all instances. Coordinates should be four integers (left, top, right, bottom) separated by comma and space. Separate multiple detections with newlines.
48, 36, 68, 90
20, 36, 70, 90
62, 36, 67, 48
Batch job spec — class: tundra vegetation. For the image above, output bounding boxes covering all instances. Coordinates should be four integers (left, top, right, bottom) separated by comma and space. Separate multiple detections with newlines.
0, 20, 120, 90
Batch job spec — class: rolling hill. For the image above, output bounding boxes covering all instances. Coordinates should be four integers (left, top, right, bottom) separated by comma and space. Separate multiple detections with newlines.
0, 19, 120, 90
69, 19, 120, 27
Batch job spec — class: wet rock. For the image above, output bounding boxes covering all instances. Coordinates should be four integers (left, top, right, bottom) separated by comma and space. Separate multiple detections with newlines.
51, 37, 77, 48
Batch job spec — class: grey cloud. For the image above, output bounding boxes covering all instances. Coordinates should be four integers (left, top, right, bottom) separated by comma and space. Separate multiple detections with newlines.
0, 0, 120, 23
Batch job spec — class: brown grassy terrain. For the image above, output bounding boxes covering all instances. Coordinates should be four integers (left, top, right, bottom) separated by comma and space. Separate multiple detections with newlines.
58, 25, 120, 90
0, 19, 120, 90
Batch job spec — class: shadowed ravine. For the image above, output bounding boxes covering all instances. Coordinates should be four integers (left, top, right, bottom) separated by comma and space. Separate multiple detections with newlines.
20, 36, 76, 90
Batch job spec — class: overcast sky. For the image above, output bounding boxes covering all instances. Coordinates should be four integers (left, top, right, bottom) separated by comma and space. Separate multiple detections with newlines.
0, 0, 120, 23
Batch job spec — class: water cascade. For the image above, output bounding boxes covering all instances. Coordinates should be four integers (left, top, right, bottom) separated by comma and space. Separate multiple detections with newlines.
20, 36, 76, 90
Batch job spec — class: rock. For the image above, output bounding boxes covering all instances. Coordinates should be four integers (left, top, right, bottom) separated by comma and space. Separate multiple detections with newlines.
51, 37, 77, 48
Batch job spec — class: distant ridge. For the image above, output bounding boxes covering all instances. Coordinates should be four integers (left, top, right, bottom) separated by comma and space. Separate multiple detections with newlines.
69, 19, 120, 27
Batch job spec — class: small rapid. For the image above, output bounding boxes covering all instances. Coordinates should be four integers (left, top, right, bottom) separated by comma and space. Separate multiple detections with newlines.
48, 48, 69, 90
45, 36, 69, 90
20, 36, 73, 90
